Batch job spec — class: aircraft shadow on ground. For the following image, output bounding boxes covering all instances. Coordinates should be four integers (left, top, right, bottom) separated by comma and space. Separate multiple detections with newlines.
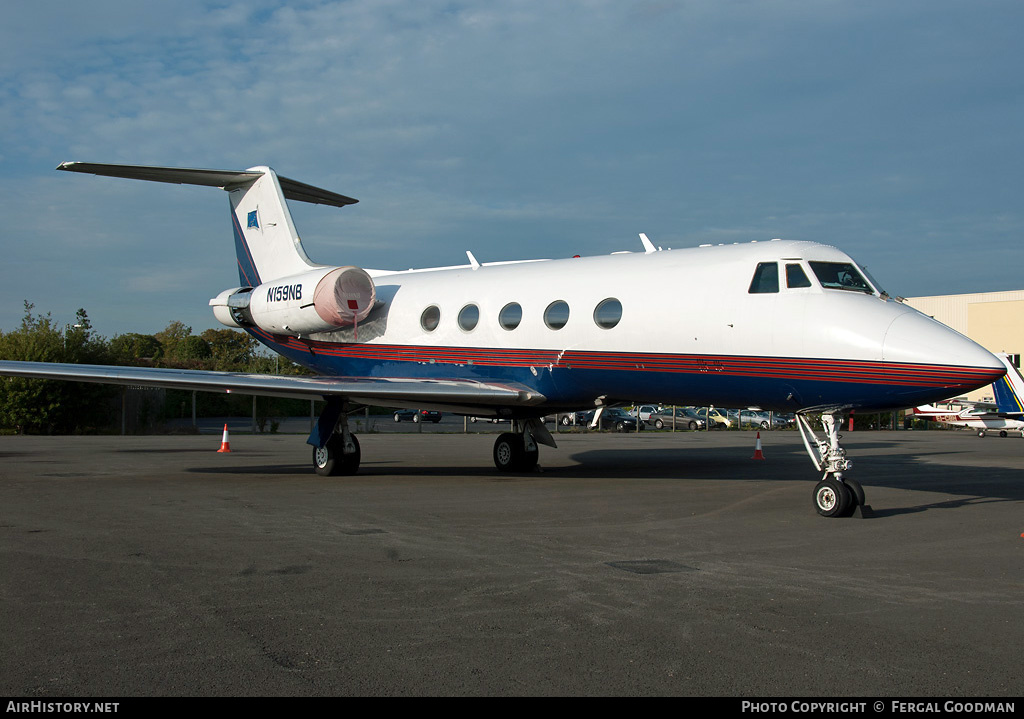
180, 437, 1024, 516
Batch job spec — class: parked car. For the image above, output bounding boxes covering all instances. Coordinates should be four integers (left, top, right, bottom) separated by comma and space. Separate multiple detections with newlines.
393, 409, 442, 423
581, 408, 645, 432
693, 407, 732, 429
556, 411, 591, 426
648, 408, 705, 430
628, 404, 661, 421
738, 410, 795, 429
469, 416, 509, 423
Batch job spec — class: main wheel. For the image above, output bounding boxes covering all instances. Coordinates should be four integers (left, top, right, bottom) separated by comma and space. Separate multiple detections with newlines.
493, 433, 538, 472
813, 477, 852, 517
493, 432, 523, 471
313, 434, 361, 477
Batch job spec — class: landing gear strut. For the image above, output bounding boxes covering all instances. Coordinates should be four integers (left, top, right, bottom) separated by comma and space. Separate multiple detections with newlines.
797, 412, 870, 517
309, 398, 361, 476
492, 418, 556, 472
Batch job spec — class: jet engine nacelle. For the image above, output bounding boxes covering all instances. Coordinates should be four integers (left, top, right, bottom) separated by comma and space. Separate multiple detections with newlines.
210, 266, 376, 336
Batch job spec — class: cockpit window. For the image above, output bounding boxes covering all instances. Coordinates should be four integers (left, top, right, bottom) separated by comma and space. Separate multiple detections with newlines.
861, 266, 887, 297
808, 261, 874, 294
748, 262, 779, 294
786, 263, 812, 288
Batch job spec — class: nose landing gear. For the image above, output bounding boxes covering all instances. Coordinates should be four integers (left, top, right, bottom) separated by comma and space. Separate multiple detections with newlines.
798, 412, 872, 518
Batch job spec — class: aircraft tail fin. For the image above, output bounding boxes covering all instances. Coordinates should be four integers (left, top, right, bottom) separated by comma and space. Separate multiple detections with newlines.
992, 353, 1024, 414
57, 162, 358, 286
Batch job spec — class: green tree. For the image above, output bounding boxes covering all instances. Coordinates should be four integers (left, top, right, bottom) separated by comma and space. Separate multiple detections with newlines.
0, 303, 116, 433
110, 333, 162, 364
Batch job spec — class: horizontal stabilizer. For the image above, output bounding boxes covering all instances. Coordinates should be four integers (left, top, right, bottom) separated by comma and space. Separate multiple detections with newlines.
57, 161, 358, 208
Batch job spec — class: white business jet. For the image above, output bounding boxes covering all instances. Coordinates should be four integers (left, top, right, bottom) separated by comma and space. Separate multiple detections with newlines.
914, 353, 1024, 437
0, 162, 1006, 517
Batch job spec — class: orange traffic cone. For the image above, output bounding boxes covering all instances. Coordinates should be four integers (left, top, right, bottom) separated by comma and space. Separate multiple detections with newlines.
751, 432, 765, 460
217, 424, 231, 453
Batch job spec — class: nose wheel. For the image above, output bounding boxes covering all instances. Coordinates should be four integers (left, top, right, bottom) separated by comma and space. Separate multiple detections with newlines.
812, 475, 864, 517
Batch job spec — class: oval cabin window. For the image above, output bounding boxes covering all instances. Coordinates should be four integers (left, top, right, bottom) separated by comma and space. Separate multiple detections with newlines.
593, 298, 622, 329
420, 305, 441, 332
499, 302, 522, 331
544, 300, 570, 330
458, 304, 480, 332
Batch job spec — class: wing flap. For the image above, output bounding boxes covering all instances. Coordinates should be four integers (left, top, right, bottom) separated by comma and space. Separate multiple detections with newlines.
0, 361, 544, 408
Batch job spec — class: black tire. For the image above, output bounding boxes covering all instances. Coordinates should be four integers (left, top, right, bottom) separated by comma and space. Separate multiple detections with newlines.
313, 434, 361, 477
615, 422, 626, 432
654, 419, 664, 429
760, 421, 769, 430
412, 413, 420, 423
999, 430, 1008, 437
494, 432, 524, 472
843, 477, 865, 510
978, 430, 985, 437
561, 415, 571, 426
688, 421, 697, 430
813, 477, 852, 517
394, 413, 401, 422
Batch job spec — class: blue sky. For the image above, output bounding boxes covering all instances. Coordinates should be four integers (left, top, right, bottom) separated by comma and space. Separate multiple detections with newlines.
2, 0, 1023, 337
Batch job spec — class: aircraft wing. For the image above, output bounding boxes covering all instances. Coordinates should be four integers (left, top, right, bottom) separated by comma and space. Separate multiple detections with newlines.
0, 361, 545, 411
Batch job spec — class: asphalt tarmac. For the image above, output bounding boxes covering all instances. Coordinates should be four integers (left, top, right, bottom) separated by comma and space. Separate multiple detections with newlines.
1, 429, 1022, 697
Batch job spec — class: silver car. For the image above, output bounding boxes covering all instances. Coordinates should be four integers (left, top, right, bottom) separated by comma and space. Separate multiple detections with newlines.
648, 408, 705, 430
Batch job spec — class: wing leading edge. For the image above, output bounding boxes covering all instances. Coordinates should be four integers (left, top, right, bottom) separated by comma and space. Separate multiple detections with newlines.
0, 361, 545, 411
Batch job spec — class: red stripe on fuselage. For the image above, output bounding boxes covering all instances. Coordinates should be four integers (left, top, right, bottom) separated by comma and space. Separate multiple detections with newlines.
248, 329, 999, 388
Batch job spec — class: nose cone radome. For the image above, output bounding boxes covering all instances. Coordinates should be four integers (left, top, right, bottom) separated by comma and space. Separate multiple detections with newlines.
883, 311, 1005, 390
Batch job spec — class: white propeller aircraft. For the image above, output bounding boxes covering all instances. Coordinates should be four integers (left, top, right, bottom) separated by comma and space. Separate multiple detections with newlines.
914, 352, 1024, 437
0, 162, 1007, 517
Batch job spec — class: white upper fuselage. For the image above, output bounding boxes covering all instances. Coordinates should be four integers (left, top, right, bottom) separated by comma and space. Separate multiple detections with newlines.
348, 239, 974, 366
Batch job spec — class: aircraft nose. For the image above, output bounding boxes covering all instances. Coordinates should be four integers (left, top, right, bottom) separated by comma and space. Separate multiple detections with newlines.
882, 311, 1004, 391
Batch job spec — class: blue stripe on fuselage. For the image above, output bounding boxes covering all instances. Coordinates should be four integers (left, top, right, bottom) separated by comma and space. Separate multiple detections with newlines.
246, 330, 993, 414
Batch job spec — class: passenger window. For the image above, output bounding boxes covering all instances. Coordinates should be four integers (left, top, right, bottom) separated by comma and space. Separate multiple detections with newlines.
786, 263, 812, 288
748, 263, 779, 293
499, 302, 522, 331
593, 298, 622, 329
458, 304, 479, 332
544, 300, 570, 330
420, 305, 440, 332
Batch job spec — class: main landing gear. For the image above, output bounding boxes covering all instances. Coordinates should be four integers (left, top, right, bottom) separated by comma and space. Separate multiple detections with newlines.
796, 412, 871, 518
492, 418, 557, 472
310, 399, 361, 476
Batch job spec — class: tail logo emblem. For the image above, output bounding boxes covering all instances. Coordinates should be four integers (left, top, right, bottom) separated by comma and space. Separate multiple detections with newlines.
247, 209, 259, 230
